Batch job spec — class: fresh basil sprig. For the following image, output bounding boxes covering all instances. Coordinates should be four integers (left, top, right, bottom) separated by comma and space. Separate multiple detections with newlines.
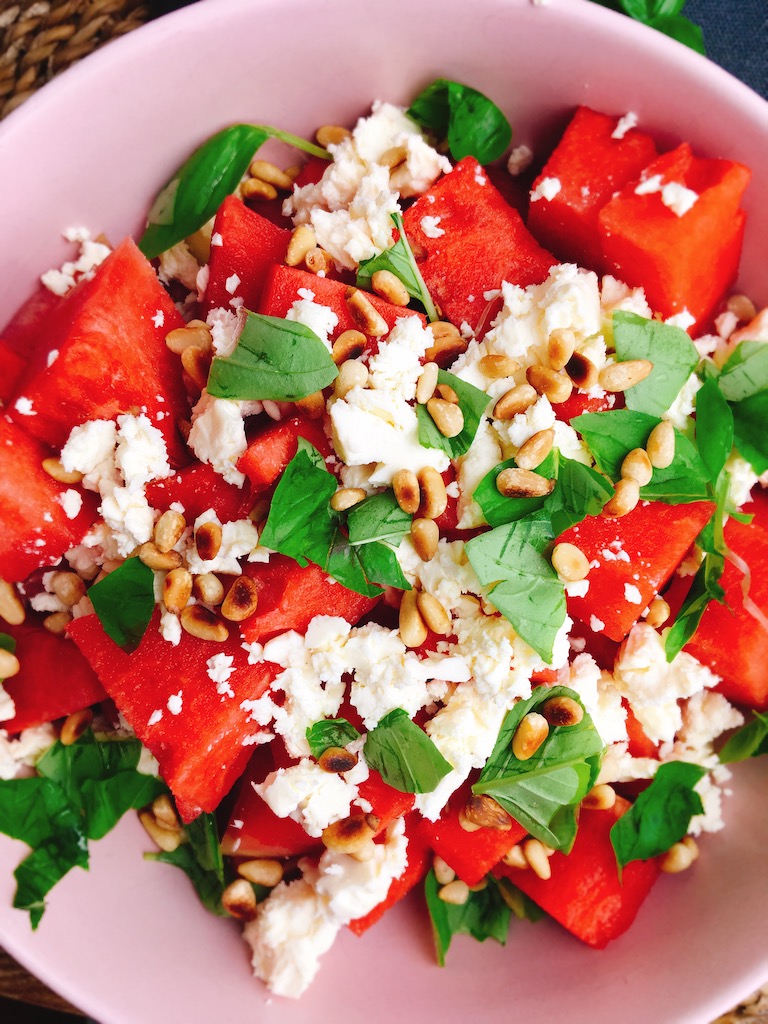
0, 730, 165, 927
407, 79, 512, 165
139, 124, 329, 260
206, 312, 338, 402
473, 686, 604, 852
716, 341, 768, 475
88, 556, 155, 652
364, 709, 452, 794
719, 711, 768, 763
424, 869, 512, 966
147, 811, 232, 916
595, 1, 705, 54
417, 369, 489, 458
609, 761, 706, 871
306, 718, 361, 759
613, 311, 699, 419
357, 213, 439, 322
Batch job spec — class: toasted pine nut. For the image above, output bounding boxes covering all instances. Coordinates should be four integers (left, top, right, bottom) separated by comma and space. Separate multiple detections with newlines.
177, 417, 192, 443
540, 695, 584, 728
249, 159, 293, 190
140, 811, 184, 854
523, 838, 552, 880
295, 390, 326, 418
241, 177, 277, 201
512, 712, 549, 760
181, 345, 211, 391
371, 269, 410, 307
438, 879, 470, 905
346, 288, 389, 337
0, 648, 20, 678
399, 589, 428, 648
163, 568, 192, 615
515, 428, 554, 471
416, 592, 451, 636
726, 294, 757, 323
316, 124, 351, 148
221, 577, 260, 622
0, 579, 25, 625
180, 605, 229, 642
304, 247, 333, 275
599, 359, 653, 393
436, 384, 459, 404
418, 467, 448, 520
318, 746, 359, 774
526, 365, 573, 404
222, 878, 258, 920
457, 806, 482, 832
379, 144, 408, 169
237, 858, 284, 888
660, 838, 698, 874
139, 542, 183, 571
332, 329, 366, 365
496, 467, 554, 499
330, 487, 367, 512
322, 811, 379, 853
433, 855, 456, 886
602, 477, 640, 518
646, 420, 675, 469
682, 835, 700, 861
427, 397, 464, 438
50, 570, 86, 607
582, 783, 617, 811
165, 320, 212, 355
548, 328, 576, 371
621, 448, 653, 486
478, 354, 520, 380
393, 469, 420, 515
565, 351, 599, 390
154, 509, 186, 553
333, 359, 368, 399
41, 458, 83, 484
43, 611, 72, 635
462, 794, 512, 831
424, 322, 468, 365
493, 384, 538, 420
193, 573, 225, 606
195, 521, 223, 562
152, 794, 181, 831
60, 708, 93, 746
286, 224, 317, 267
411, 518, 439, 561
551, 542, 590, 582
416, 362, 439, 404
502, 845, 529, 870
645, 595, 671, 628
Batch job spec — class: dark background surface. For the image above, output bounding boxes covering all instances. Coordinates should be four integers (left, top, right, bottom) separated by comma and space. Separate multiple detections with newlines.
0, 0, 764, 1022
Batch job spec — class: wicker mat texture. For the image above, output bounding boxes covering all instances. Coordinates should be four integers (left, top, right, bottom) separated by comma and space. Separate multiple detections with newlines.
0, 0, 766, 1021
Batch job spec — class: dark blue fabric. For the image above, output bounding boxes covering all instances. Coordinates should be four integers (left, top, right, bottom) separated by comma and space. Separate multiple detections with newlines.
685, 0, 767, 98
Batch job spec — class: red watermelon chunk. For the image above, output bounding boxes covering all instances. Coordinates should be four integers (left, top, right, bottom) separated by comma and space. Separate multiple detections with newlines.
402, 156, 555, 332
9, 239, 189, 465
1, 618, 107, 733
67, 611, 279, 822
0, 283, 63, 359
238, 415, 332, 493
0, 416, 98, 582
145, 461, 254, 524
202, 196, 290, 315
0, 343, 26, 404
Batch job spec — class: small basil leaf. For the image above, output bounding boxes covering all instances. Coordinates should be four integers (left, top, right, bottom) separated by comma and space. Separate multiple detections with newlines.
544, 458, 614, 536
612, 311, 699, 419
664, 551, 725, 662
346, 491, 412, 547
718, 341, 768, 402
88, 556, 155, 652
325, 529, 383, 598
495, 877, 544, 922
14, 835, 88, 930
473, 451, 559, 528
648, 13, 705, 53
259, 446, 337, 567
357, 213, 438, 322
730, 392, 768, 475
417, 369, 489, 458
407, 80, 512, 165
0, 633, 15, 654
356, 541, 412, 591
424, 869, 512, 966
610, 761, 706, 870
364, 709, 452, 794
207, 312, 338, 402
719, 711, 768, 764
306, 718, 362, 759
147, 811, 229, 917
695, 376, 734, 484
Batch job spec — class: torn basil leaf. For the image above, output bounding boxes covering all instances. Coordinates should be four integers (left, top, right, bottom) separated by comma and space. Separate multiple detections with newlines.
663, 550, 725, 662
730, 391, 768, 475
695, 375, 734, 485
612, 311, 699, 419
346, 491, 412, 547
719, 711, 768, 763
364, 709, 452, 794
88, 556, 155, 652
417, 369, 489, 458
424, 869, 512, 966
357, 213, 439, 322
306, 718, 362, 759
147, 812, 229, 916
717, 341, 768, 402
474, 450, 559, 528
407, 79, 512, 165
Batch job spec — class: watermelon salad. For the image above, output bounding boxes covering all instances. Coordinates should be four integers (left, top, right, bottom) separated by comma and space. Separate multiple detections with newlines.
1, 80, 767, 999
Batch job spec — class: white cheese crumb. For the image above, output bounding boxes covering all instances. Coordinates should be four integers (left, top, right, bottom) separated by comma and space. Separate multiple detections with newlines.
530, 177, 562, 202
506, 144, 534, 176
211, 232, 223, 247
590, 615, 605, 633
14, 397, 36, 416
225, 273, 241, 295
148, 709, 163, 726
152, 310, 165, 328
624, 583, 643, 604
46, 349, 59, 368
57, 489, 83, 521
634, 174, 699, 217
167, 691, 183, 716
420, 215, 445, 238
611, 112, 638, 140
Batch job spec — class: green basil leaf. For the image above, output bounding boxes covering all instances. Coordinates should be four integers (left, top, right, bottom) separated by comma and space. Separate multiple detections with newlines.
259, 446, 337, 567
474, 451, 559, 528
495, 877, 544, 921
325, 528, 383, 598
407, 80, 512, 165
0, 632, 15, 654
356, 541, 411, 591
346, 491, 412, 547
695, 376, 734, 484
664, 551, 725, 662
357, 213, 438, 322
207, 312, 338, 402
610, 761, 706, 870
148, 811, 228, 917
0, 776, 81, 849
424, 869, 512, 966
88, 556, 155, 652
364, 709, 452, 794
139, 124, 329, 260
544, 458, 614, 536
612, 311, 699, 418
14, 835, 88, 930
573, 409, 710, 503
730, 392, 768, 475
186, 812, 225, 883
306, 718, 362, 759
648, 13, 705, 53
417, 369, 490, 458
719, 711, 768, 764
718, 341, 768, 402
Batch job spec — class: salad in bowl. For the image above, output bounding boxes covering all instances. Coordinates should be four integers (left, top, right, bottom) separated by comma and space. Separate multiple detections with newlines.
0, 0, 767, 1021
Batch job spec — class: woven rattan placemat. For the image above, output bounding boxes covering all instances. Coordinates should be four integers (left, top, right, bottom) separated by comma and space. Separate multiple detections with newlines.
0, 1, 766, 1021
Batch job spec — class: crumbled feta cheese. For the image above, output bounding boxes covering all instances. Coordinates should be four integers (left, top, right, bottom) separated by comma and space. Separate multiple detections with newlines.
185, 509, 260, 575
206, 306, 244, 358
725, 452, 759, 508
255, 756, 368, 837
207, 653, 236, 697
611, 112, 638, 140
420, 215, 445, 238
456, 418, 503, 529
41, 230, 111, 295
367, 315, 434, 401
57, 489, 83, 520
167, 691, 183, 715
285, 288, 339, 351
624, 583, 642, 604
567, 654, 628, 746
530, 177, 562, 202
590, 615, 605, 633
152, 310, 165, 329
634, 174, 699, 217
60, 419, 119, 491
506, 144, 534, 176
159, 610, 181, 646
666, 309, 696, 332
157, 241, 200, 291
663, 372, 702, 430
14, 397, 36, 416
188, 393, 248, 487
0, 724, 56, 780
148, 709, 163, 727
114, 413, 171, 490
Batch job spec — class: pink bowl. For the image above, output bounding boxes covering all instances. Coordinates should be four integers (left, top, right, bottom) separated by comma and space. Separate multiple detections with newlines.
1, 1, 767, 1021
